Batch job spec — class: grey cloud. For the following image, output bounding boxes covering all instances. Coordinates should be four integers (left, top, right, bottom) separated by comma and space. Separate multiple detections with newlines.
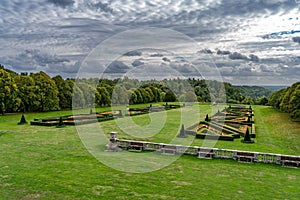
123, 50, 142, 56
217, 50, 231, 55
228, 52, 248, 60
261, 56, 300, 66
59, 61, 81, 74
162, 57, 171, 62
150, 53, 164, 57
132, 59, 144, 67
213, 0, 295, 16
219, 67, 233, 76
232, 65, 257, 76
260, 57, 284, 64
105, 61, 130, 73
292, 37, 300, 44
283, 66, 300, 76
203, 49, 259, 62
88, 1, 113, 13
259, 64, 274, 73
168, 62, 200, 76
239, 41, 288, 50
262, 30, 300, 39
214, 60, 239, 68
47, 0, 74, 8
2, 49, 70, 71
25, 50, 70, 65
199, 49, 213, 54
249, 54, 259, 62
228, 52, 259, 62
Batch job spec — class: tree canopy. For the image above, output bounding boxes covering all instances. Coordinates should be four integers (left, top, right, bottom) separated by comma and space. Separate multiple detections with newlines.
269, 82, 300, 119
0, 64, 280, 115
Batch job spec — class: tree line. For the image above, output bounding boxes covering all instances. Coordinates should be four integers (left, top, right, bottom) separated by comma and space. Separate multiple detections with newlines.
0, 64, 272, 115
269, 82, 300, 119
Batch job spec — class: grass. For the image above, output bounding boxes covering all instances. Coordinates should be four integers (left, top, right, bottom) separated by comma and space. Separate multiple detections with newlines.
0, 104, 299, 199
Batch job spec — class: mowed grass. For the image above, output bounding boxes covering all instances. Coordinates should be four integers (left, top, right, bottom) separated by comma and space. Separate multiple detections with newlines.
0, 104, 299, 199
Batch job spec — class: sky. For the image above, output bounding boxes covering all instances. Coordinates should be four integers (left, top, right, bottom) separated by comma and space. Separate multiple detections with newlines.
0, 0, 300, 85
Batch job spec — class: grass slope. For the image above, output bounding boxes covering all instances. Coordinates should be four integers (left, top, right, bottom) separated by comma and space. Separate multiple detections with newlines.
0, 105, 299, 199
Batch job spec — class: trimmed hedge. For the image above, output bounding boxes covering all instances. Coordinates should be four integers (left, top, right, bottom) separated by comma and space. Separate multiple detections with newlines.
195, 134, 234, 141
199, 121, 243, 136
30, 110, 122, 126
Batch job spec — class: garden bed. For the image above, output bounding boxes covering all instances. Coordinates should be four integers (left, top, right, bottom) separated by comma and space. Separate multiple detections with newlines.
30, 110, 122, 126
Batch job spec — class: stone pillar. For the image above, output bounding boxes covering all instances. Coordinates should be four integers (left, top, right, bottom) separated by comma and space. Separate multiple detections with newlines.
106, 132, 122, 152
110, 131, 118, 143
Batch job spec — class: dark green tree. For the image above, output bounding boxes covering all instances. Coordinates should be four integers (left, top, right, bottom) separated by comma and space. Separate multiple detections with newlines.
52, 76, 74, 109
30, 71, 59, 111
163, 90, 177, 102
72, 84, 85, 109
269, 88, 287, 109
112, 85, 128, 105
0, 68, 20, 114
96, 86, 111, 107
15, 74, 36, 112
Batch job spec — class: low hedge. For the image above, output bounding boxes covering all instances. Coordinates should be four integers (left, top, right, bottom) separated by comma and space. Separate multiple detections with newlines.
185, 130, 197, 136
198, 121, 243, 137
30, 121, 58, 126
195, 134, 234, 141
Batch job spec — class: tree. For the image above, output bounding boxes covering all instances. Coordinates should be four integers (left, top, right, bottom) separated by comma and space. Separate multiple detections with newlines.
286, 83, 300, 119
164, 90, 177, 102
139, 88, 150, 103
14, 74, 36, 112
112, 85, 128, 105
256, 96, 269, 105
52, 76, 73, 109
184, 91, 197, 102
269, 82, 300, 119
0, 68, 20, 114
96, 86, 111, 107
129, 89, 137, 104
145, 87, 154, 102
134, 88, 144, 104
280, 83, 300, 113
149, 86, 161, 102
75, 81, 97, 108
30, 71, 59, 111
72, 84, 85, 109
269, 88, 286, 109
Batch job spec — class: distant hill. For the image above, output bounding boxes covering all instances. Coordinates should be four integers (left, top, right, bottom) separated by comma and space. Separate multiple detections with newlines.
233, 85, 272, 98
261, 85, 288, 91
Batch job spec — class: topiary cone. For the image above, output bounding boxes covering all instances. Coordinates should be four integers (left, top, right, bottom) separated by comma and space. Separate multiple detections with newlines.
18, 114, 28, 125
177, 124, 187, 138
241, 128, 254, 143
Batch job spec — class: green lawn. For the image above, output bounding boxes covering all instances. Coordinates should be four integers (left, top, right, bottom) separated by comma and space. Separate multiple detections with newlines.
0, 105, 299, 199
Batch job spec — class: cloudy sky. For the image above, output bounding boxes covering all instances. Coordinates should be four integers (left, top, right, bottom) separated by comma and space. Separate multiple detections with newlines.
1, 0, 300, 85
